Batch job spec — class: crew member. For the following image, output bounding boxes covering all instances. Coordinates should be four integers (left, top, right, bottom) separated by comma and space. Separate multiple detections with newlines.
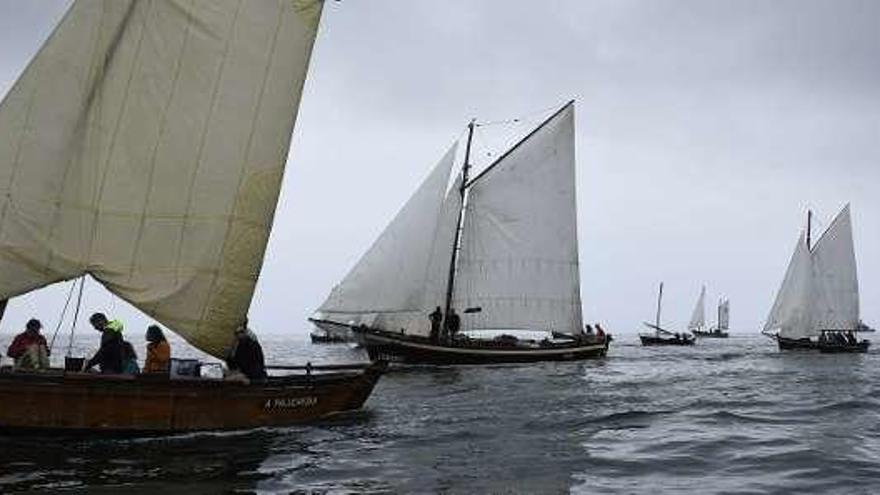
429, 306, 443, 342
144, 325, 171, 373
6, 318, 50, 370
226, 319, 267, 382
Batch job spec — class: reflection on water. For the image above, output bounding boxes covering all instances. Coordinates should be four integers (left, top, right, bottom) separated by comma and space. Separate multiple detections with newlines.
2, 334, 880, 493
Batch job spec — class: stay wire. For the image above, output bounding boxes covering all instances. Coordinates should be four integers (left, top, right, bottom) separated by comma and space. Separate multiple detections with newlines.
66, 275, 87, 358
48, 277, 79, 353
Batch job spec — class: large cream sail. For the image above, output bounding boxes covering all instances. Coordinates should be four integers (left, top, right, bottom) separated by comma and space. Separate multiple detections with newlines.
0, 0, 323, 357
810, 205, 859, 331
452, 103, 583, 333
317, 145, 458, 336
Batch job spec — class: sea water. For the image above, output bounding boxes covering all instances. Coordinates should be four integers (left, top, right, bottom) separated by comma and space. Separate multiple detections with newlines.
1, 332, 878, 493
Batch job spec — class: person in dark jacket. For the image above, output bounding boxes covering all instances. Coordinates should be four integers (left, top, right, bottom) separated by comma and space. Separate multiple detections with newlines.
445, 309, 461, 339
226, 321, 267, 382
84, 327, 124, 374
429, 306, 443, 342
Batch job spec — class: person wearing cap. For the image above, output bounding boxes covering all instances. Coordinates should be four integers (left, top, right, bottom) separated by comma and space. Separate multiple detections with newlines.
84, 313, 125, 374
6, 318, 50, 370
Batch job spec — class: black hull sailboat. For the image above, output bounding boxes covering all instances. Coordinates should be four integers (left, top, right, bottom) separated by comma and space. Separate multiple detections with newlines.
764, 207, 872, 353
313, 102, 612, 365
639, 283, 695, 346
639, 333, 695, 346
354, 327, 610, 365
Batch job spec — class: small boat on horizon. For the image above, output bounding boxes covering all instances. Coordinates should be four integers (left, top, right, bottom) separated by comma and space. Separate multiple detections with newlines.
639, 282, 696, 346
691, 287, 730, 338
762, 205, 870, 353
313, 101, 611, 364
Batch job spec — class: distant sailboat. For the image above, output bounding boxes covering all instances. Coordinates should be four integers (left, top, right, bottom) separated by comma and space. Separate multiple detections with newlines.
639, 282, 695, 346
693, 293, 730, 338
687, 286, 707, 334
0, 0, 384, 434
314, 101, 611, 364
763, 205, 870, 352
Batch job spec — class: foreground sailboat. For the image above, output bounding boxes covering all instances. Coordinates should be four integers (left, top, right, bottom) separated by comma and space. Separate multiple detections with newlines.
314, 102, 611, 364
640, 283, 696, 346
763, 206, 870, 352
0, 0, 383, 434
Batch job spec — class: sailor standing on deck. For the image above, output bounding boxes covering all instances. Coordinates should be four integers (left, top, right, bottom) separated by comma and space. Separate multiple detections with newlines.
429, 306, 443, 342
445, 309, 461, 340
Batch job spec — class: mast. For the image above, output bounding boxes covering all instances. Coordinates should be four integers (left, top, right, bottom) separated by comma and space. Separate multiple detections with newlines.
655, 282, 664, 335
807, 210, 812, 251
442, 119, 476, 326
718, 298, 722, 329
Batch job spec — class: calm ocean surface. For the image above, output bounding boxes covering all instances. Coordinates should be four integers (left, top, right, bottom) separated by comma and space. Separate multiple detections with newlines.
1, 332, 879, 494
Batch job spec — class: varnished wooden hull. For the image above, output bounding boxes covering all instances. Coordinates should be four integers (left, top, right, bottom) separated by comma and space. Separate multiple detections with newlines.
0, 362, 385, 435
355, 328, 610, 365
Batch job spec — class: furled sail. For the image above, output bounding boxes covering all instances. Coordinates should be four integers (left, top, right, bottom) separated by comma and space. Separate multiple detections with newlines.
688, 286, 706, 332
718, 299, 730, 330
452, 103, 582, 333
0, 0, 323, 356
810, 205, 859, 331
317, 145, 458, 336
764, 232, 814, 339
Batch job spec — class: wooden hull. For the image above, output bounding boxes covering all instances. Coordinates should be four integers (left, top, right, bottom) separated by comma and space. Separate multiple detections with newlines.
310, 332, 348, 344
776, 335, 870, 352
639, 334, 695, 346
693, 330, 729, 338
355, 329, 610, 365
308, 318, 356, 344
0, 362, 385, 435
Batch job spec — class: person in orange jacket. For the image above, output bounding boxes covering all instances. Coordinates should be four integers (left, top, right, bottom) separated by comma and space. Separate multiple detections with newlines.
144, 325, 171, 373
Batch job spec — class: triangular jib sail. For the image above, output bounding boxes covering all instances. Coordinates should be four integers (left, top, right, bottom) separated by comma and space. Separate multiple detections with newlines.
688, 286, 706, 332
763, 205, 859, 339
317, 145, 459, 337
0, 0, 324, 357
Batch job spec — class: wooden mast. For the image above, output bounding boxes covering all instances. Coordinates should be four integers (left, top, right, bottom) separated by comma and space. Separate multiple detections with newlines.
655, 282, 664, 335
807, 209, 812, 250
442, 119, 475, 334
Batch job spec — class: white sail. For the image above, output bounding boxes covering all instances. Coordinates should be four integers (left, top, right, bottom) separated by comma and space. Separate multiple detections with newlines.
0, 0, 323, 357
764, 231, 815, 339
374, 172, 463, 337
718, 299, 730, 330
688, 286, 706, 332
318, 144, 458, 336
452, 103, 582, 333
810, 205, 859, 331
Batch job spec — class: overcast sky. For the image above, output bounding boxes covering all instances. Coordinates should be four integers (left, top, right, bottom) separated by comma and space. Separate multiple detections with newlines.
0, 0, 878, 344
